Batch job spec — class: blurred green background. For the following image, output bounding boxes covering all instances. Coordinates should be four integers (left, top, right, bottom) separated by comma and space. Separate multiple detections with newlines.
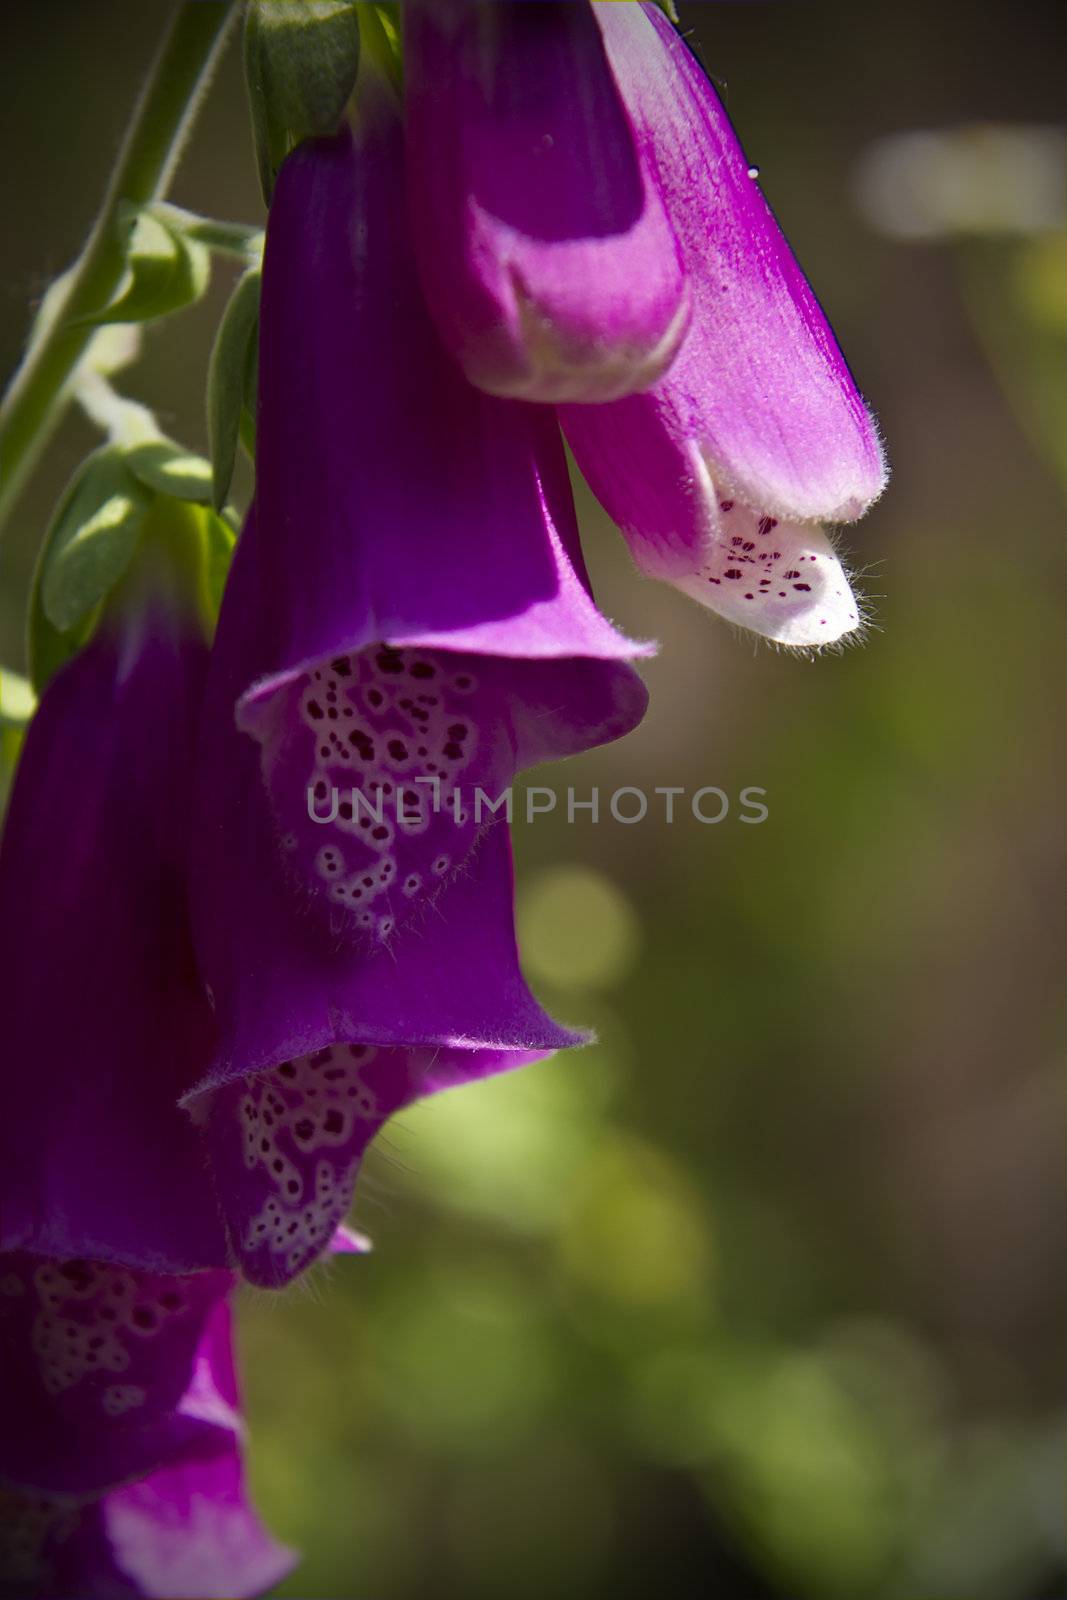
2, 2, 1066, 1596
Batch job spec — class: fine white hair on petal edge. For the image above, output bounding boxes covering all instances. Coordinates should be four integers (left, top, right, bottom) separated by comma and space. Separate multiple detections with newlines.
663, 498, 864, 649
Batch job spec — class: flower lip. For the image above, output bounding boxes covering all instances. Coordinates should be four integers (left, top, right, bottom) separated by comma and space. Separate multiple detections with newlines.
184, 1043, 553, 1290
669, 504, 863, 649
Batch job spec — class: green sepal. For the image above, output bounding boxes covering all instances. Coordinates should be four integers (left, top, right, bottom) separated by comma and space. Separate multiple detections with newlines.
28, 445, 147, 691
359, 4, 402, 86
124, 437, 214, 504
27, 451, 239, 694
35, 446, 151, 645
108, 494, 236, 640
124, 493, 237, 637
76, 207, 210, 328
196, 501, 238, 625
245, 1, 361, 203
207, 266, 262, 508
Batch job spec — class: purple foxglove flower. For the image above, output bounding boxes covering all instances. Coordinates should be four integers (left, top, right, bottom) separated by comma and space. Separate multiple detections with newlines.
243, 112, 648, 936
403, 0, 689, 402
560, 3, 888, 648
0, 555, 228, 1273
188, 520, 569, 1285
0, 1291, 293, 1599
184, 107, 649, 1286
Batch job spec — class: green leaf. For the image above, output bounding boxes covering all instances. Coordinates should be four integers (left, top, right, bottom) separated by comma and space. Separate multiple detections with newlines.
78, 208, 210, 327
124, 437, 214, 503
207, 266, 261, 509
244, 1, 361, 202
36, 447, 150, 648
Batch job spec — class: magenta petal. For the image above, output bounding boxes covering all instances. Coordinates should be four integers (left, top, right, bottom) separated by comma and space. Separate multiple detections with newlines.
0, 601, 227, 1272
404, 0, 688, 401
563, 2, 885, 540
0, 1255, 233, 1498
254, 116, 651, 681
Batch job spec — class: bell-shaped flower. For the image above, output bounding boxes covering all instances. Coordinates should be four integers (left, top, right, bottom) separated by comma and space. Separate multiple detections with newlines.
185, 100, 649, 1287
560, 3, 887, 647
403, 0, 688, 401
0, 1283, 293, 1598
0, 517, 229, 1274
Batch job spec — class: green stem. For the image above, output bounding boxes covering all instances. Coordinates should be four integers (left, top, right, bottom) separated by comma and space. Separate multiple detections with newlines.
74, 370, 162, 450
0, 1, 236, 539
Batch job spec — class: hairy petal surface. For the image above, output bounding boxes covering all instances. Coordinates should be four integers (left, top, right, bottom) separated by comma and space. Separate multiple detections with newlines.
404, 0, 688, 401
